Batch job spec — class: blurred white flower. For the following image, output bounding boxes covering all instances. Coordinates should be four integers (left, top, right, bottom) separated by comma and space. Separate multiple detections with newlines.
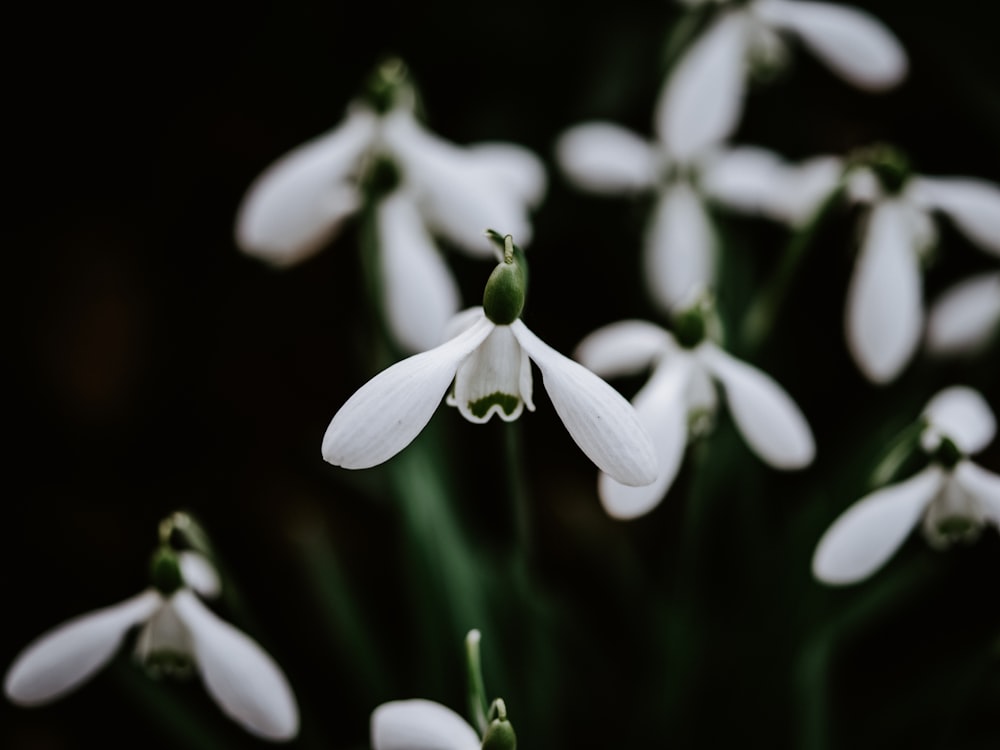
925, 271, 1000, 357
844, 168, 1000, 383
661, 0, 907, 160
575, 316, 814, 519
813, 386, 1000, 585
4, 551, 298, 742
372, 699, 481, 750
235, 71, 546, 352
322, 304, 658, 487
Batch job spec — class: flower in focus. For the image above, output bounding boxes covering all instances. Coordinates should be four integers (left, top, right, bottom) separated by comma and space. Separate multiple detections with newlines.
4, 548, 299, 742
812, 386, 1000, 585
925, 271, 1000, 357
235, 59, 546, 352
843, 158, 1000, 382
575, 303, 814, 519
322, 235, 657, 487
662, 0, 907, 160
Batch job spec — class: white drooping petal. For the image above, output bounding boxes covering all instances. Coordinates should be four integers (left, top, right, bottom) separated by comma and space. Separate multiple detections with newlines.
449, 325, 534, 423
574, 320, 674, 379
371, 699, 480, 750
655, 10, 751, 161
644, 182, 716, 311
812, 466, 945, 585
322, 315, 495, 469
4, 589, 162, 706
845, 201, 923, 384
754, 0, 907, 90
921, 386, 996, 455
178, 552, 222, 599
925, 272, 1000, 356
764, 156, 844, 226
466, 142, 548, 207
382, 109, 535, 256
172, 590, 298, 741
700, 146, 785, 210
511, 320, 658, 486
234, 107, 376, 266
376, 190, 461, 353
953, 461, 1000, 527
906, 176, 1000, 257
598, 357, 692, 519
697, 343, 814, 468
555, 123, 662, 194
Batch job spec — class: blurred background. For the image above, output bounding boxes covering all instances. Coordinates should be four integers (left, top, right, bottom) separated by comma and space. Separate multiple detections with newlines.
4, 1, 1000, 748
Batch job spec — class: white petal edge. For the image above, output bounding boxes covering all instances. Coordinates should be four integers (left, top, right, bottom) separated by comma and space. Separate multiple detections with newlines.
925, 271, 1000, 356
172, 590, 298, 741
754, 0, 907, 90
4, 589, 162, 706
845, 201, 923, 384
574, 320, 674, 379
655, 10, 751, 161
953, 461, 1000, 527
599, 357, 692, 519
234, 107, 376, 266
322, 316, 495, 468
906, 176, 1000, 257
178, 552, 222, 599
812, 466, 945, 585
371, 699, 481, 750
554, 123, 662, 194
697, 343, 815, 468
921, 386, 996, 455
466, 142, 548, 208
511, 320, 658, 486
376, 191, 461, 353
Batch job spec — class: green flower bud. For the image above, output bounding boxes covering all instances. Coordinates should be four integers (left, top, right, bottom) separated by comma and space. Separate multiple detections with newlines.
673, 306, 706, 348
365, 57, 414, 114
150, 546, 184, 595
481, 700, 516, 750
483, 234, 527, 325
851, 144, 911, 194
931, 436, 963, 470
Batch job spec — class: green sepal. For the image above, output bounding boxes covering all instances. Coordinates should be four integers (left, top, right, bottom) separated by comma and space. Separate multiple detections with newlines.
481, 699, 516, 750
150, 547, 184, 595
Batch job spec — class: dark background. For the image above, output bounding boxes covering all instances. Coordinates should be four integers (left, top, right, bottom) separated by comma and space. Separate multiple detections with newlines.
4, 1, 1000, 748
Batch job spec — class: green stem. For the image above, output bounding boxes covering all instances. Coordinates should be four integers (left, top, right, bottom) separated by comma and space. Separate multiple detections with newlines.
465, 629, 490, 736
503, 420, 533, 563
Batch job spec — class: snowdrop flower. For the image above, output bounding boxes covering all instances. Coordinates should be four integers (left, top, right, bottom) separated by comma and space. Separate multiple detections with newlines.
372, 698, 516, 750
235, 59, 546, 352
925, 271, 1000, 357
843, 155, 1000, 383
322, 234, 657, 487
4, 547, 298, 742
575, 300, 814, 519
661, 0, 907, 160
813, 386, 1000, 585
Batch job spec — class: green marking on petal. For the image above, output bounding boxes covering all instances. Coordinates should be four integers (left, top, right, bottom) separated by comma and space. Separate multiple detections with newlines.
469, 392, 520, 419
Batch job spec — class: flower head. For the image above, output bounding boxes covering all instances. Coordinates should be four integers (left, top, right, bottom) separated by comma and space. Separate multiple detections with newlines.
4, 546, 298, 742
575, 304, 814, 519
812, 386, 1000, 585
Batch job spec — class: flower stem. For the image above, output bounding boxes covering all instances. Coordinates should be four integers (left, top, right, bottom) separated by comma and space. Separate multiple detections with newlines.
465, 629, 490, 736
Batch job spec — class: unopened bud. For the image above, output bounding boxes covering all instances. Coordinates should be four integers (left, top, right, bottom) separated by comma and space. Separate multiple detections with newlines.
483, 235, 527, 325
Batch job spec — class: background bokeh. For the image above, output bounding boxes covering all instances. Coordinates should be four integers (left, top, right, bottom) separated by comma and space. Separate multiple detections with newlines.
4, 1, 1000, 748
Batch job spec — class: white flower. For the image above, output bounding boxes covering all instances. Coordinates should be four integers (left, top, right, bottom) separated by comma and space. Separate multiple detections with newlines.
372, 699, 481, 750
660, 0, 907, 160
812, 386, 1000, 585
925, 271, 1000, 357
321, 306, 658, 487
844, 170, 1000, 383
3, 552, 299, 742
575, 318, 814, 518
235, 88, 545, 352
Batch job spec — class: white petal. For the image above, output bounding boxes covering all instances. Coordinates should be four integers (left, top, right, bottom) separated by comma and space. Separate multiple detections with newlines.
953, 461, 1000, 526
511, 320, 658, 486
449, 325, 533, 423
171, 591, 298, 741
644, 183, 716, 311
697, 343, 815, 468
699, 146, 785, 211
845, 201, 923, 383
754, 0, 907, 90
376, 191, 461, 353
554, 123, 662, 194
812, 466, 945, 585
906, 177, 1000, 257
574, 320, 674, 379
466, 142, 548, 207
4, 589, 162, 706
921, 386, 996, 455
178, 552, 221, 599
599, 357, 692, 519
655, 11, 751, 161
925, 272, 1000, 356
322, 316, 495, 469
371, 699, 480, 750
234, 107, 376, 265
